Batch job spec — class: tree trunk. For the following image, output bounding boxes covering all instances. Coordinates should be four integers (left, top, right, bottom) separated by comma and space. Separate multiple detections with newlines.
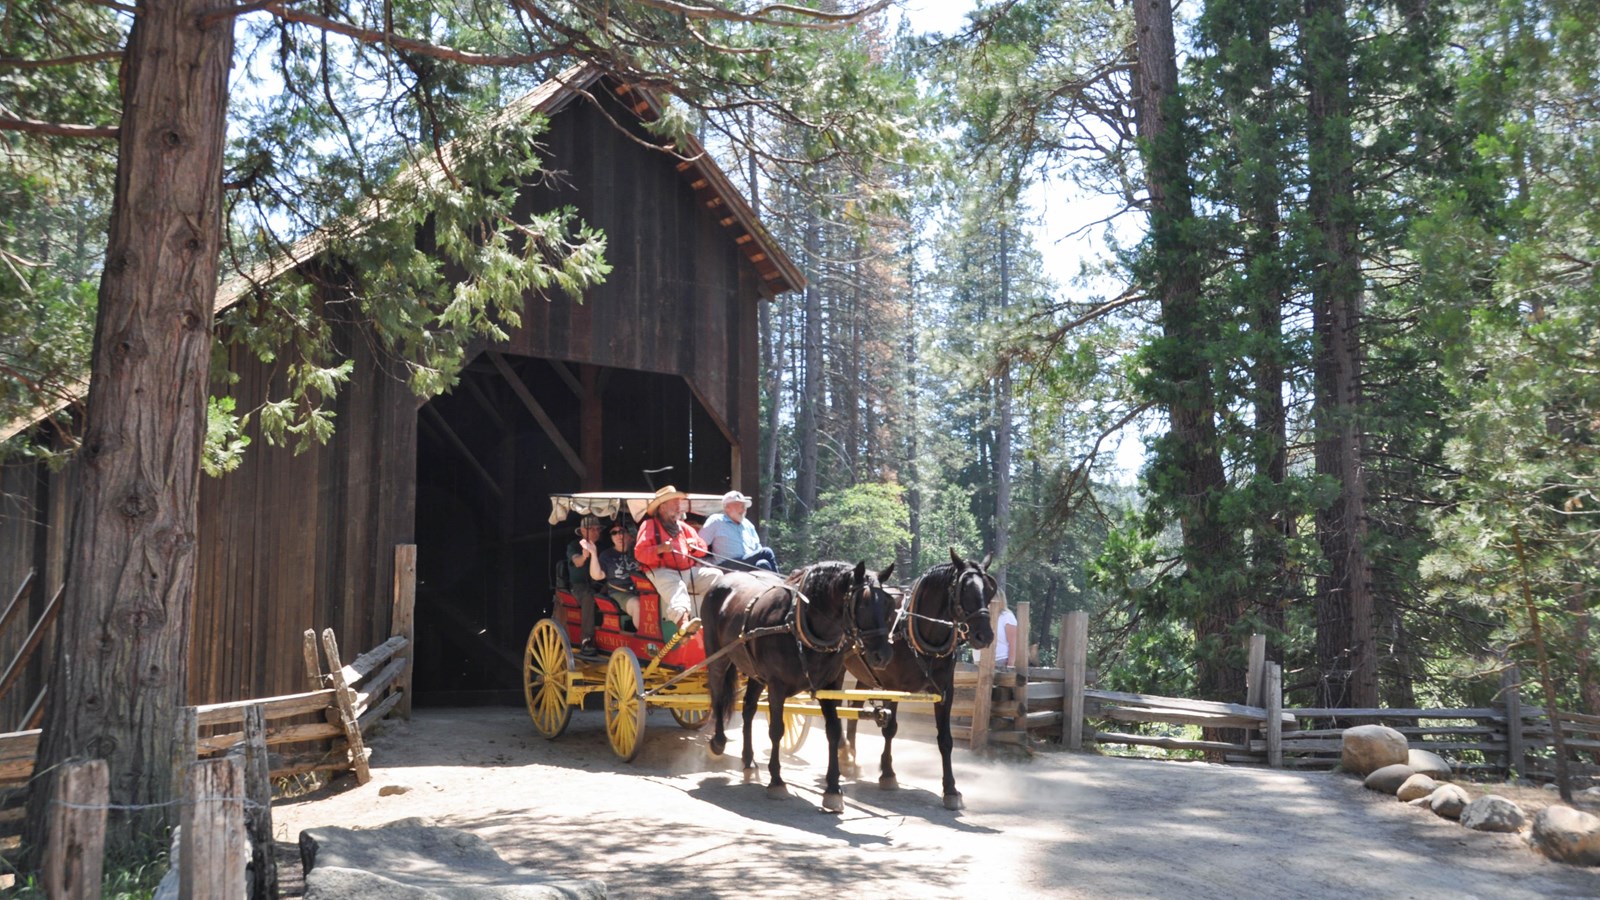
994, 215, 1012, 594
795, 206, 822, 515
905, 253, 922, 573
1133, 0, 1243, 705
27, 0, 233, 861
1302, 0, 1378, 710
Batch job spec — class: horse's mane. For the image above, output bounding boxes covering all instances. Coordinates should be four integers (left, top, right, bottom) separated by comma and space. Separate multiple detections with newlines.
788, 560, 855, 604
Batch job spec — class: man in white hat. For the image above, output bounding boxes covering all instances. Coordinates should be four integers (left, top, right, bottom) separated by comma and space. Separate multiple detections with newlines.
698, 490, 779, 573
634, 485, 722, 631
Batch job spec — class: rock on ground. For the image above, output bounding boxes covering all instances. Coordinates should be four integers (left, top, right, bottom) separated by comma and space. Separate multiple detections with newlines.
1530, 805, 1600, 867
1461, 795, 1527, 834
1364, 764, 1415, 795
1397, 774, 1439, 802
1430, 784, 1471, 820
1343, 725, 1409, 776
1407, 749, 1453, 779
300, 819, 606, 899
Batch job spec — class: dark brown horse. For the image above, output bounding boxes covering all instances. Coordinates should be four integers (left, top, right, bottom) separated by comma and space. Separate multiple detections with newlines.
701, 560, 896, 813
845, 549, 997, 810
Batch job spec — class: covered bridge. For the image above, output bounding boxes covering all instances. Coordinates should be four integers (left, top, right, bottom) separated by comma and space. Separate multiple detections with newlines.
0, 66, 800, 719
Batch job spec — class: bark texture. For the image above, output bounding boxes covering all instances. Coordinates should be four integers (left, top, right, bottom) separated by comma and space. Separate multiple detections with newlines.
1133, 0, 1243, 704
1302, 0, 1378, 709
27, 0, 233, 859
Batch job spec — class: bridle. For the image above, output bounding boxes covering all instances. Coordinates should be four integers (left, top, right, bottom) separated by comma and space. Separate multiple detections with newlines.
900, 565, 993, 659
793, 569, 889, 656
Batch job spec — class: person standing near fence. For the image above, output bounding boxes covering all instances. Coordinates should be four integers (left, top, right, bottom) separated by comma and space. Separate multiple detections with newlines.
992, 597, 1020, 669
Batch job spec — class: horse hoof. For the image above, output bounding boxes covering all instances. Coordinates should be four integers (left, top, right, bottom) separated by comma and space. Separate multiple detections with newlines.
766, 783, 790, 800
708, 736, 726, 756
944, 792, 965, 811
821, 792, 844, 813
743, 766, 760, 783
879, 777, 898, 791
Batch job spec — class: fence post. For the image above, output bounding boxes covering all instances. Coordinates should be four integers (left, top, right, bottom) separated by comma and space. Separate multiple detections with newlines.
1062, 610, 1087, 750
43, 758, 109, 900
321, 629, 372, 784
969, 597, 1004, 751
1014, 600, 1031, 743
1266, 662, 1283, 769
392, 543, 417, 720
172, 706, 197, 811
1245, 634, 1266, 708
181, 755, 247, 900
241, 704, 277, 900
1501, 666, 1524, 779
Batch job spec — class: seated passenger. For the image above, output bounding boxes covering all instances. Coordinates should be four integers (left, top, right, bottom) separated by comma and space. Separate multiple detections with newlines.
566, 514, 608, 656
590, 521, 642, 630
698, 490, 779, 573
634, 485, 722, 630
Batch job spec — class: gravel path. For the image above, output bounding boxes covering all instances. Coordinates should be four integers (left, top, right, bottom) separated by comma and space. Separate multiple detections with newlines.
272, 707, 1600, 898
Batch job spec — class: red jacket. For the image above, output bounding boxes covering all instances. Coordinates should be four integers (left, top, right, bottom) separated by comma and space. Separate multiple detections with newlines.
634, 518, 708, 571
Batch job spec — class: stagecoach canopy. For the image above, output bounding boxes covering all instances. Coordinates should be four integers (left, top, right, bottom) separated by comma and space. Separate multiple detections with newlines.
547, 492, 729, 525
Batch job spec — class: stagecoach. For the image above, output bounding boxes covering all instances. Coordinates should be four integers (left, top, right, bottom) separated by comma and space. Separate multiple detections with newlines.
522, 491, 813, 760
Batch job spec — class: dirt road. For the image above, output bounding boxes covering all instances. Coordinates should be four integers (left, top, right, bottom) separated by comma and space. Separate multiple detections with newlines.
274, 707, 1600, 898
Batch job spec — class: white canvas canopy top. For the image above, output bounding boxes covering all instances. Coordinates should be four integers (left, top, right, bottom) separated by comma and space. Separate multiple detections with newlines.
547, 492, 728, 525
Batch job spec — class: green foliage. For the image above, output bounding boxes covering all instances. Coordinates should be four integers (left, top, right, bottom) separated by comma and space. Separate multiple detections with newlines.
1417, 0, 1600, 709
774, 481, 911, 570
0, 1, 120, 454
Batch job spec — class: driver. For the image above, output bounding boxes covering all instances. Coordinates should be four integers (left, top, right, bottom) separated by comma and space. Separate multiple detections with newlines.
634, 485, 722, 631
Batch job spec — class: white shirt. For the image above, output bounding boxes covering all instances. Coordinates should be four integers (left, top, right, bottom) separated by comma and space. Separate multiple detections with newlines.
992, 607, 1018, 668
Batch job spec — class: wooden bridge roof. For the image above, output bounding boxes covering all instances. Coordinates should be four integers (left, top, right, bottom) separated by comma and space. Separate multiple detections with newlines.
1, 64, 801, 444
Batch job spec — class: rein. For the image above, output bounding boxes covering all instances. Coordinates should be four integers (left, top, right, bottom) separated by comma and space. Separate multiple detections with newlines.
899, 567, 989, 659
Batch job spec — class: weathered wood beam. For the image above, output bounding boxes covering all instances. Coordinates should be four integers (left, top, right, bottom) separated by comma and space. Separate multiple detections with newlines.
321, 629, 372, 784
0, 570, 35, 642
580, 364, 603, 490
547, 360, 584, 397
20, 685, 46, 731
462, 376, 508, 433
421, 404, 504, 500
487, 351, 586, 478
195, 688, 338, 727
392, 544, 417, 720
0, 584, 61, 707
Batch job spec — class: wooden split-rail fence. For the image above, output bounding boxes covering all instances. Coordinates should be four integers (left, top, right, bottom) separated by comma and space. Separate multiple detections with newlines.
0, 545, 420, 854
891, 602, 1593, 786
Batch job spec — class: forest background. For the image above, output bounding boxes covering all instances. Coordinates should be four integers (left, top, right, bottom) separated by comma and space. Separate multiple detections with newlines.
2, 0, 1598, 855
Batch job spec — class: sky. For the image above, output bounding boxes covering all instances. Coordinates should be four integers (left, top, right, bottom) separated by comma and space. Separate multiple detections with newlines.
896, 1, 1149, 481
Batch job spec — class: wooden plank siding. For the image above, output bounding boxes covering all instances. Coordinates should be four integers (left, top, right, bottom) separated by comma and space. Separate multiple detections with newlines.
0, 77, 781, 707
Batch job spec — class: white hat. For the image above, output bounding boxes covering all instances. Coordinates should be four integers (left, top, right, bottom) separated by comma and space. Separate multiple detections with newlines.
721, 490, 753, 507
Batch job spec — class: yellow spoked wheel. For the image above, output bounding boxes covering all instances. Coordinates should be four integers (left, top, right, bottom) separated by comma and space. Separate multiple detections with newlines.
780, 711, 811, 754
604, 647, 647, 762
524, 619, 574, 739
671, 706, 710, 730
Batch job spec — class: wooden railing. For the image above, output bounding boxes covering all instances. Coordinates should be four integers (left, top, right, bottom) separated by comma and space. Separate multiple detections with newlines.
0, 569, 63, 732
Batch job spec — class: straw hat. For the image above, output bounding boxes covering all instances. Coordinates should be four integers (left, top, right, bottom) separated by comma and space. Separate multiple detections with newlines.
644, 485, 688, 516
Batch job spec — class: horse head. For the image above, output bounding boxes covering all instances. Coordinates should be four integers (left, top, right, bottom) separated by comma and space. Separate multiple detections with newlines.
949, 548, 998, 651
849, 560, 896, 668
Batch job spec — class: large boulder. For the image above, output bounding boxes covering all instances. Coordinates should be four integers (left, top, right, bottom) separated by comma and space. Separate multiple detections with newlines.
1364, 764, 1415, 795
1460, 795, 1526, 833
1429, 784, 1471, 820
1397, 774, 1439, 802
1342, 725, 1409, 776
1406, 748, 1452, 779
1530, 805, 1600, 866
300, 819, 606, 899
